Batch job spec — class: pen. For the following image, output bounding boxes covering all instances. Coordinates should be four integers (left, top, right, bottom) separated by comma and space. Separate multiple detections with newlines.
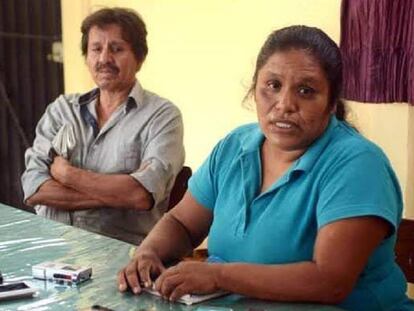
91, 305, 115, 311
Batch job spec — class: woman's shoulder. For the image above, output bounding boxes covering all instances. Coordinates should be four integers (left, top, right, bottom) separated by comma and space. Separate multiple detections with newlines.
331, 121, 388, 160
225, 122, 261, 142
216, 123, 261, 150
207, 123, 261, 163
227, 122, 260, 134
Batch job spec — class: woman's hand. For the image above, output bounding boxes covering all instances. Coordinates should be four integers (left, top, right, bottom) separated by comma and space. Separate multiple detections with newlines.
117, 249, 165, 294
154, 261, 221, 301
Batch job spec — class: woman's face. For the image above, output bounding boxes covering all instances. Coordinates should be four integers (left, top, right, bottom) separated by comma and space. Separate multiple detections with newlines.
255, 49, 333, 153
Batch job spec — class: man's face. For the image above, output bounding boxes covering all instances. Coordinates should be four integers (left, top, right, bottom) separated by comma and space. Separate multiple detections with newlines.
86, 24, 141, 92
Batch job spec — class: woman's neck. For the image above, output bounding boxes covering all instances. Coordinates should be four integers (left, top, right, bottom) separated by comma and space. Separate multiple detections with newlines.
260, 140, 306, 193
263, 139, 306, 164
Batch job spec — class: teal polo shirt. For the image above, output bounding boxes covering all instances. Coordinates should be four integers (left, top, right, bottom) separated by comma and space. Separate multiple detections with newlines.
188, 116, 413, 311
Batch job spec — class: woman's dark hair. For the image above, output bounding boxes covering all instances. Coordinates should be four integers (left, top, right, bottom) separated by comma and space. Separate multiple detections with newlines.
247, 25, 346, 121
81, 7, 148, 63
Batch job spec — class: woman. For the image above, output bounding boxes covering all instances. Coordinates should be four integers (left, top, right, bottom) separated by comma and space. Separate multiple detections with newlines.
118, 26, 413, 310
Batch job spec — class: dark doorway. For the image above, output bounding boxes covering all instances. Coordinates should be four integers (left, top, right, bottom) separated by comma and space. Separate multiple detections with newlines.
0, 0, 64, 211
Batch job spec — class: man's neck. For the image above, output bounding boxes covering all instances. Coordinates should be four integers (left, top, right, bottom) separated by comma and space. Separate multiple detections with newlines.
96, 83, 134, 128
99, 87, 131, 111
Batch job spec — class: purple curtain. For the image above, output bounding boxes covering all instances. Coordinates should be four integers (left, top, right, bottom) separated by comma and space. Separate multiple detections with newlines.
340, 0, 414, 104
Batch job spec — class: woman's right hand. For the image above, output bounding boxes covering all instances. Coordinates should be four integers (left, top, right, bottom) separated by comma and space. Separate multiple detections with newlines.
117, 248, 165, 294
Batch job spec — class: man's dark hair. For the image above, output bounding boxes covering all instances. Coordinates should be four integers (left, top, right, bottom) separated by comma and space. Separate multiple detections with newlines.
81, 7, 148, 62
247, 25, 346, 121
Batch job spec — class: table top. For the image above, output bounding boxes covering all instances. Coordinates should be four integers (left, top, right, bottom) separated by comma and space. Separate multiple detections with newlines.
0, 203, 344, 311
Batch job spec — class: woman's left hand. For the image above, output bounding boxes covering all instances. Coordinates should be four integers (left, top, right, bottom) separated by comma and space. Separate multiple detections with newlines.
154, 261, 221, 301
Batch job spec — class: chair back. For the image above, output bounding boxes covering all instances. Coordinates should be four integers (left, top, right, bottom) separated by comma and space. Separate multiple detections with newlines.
395, 218, 414, 283
168, 166, 192, 210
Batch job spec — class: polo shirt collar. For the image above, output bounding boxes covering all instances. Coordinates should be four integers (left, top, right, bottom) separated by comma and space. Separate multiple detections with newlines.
293, 115, 338, 173
239, 116, 338, 173
239, 124, 265, 155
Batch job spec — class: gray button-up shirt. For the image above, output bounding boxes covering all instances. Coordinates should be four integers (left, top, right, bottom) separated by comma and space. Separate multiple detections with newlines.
21, 81, 185, 244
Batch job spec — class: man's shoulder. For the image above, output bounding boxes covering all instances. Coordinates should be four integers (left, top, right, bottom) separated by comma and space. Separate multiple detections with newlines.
48, 93, 83, 108
61, 93, 83, 104
141, 89, 176, 109
48, 87, 100, 112
138, 89, 182, 119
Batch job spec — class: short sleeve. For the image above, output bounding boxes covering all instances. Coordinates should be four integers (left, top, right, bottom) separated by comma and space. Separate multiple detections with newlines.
130, 103, 184, 207
317, 148, 402, 234
188, 140, 224, 210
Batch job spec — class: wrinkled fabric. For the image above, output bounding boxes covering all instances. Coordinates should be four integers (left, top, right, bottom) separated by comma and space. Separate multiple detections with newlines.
36, 125, 78, 224
340, 0, 414, 104
51, 123, 76, 159
22, 81, 185, 244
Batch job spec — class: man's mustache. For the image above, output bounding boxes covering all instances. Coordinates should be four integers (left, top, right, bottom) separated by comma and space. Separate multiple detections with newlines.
95, 63, 119, 73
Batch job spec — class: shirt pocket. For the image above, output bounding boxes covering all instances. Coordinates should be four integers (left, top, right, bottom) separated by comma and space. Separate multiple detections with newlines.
119, 143, 141, 173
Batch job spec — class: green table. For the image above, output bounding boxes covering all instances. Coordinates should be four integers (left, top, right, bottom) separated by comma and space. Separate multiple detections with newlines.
0, 203, 344, 311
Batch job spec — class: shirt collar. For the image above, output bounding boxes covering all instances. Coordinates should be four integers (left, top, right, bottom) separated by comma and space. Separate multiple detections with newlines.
77, 80, 144, 110
128, 80, 144, 108
239, 116, 338, 173
78, 88, 99, 106
293, 115, 338, 173
239, 124, 265, 155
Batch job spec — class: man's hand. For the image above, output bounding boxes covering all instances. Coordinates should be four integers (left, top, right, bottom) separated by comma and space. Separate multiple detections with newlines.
50, 156, 72, 184
117, 249, 165, 294
154, 261, 220, 301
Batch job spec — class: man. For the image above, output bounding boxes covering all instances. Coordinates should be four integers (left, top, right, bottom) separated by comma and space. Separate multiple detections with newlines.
21, 7, 185, 245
